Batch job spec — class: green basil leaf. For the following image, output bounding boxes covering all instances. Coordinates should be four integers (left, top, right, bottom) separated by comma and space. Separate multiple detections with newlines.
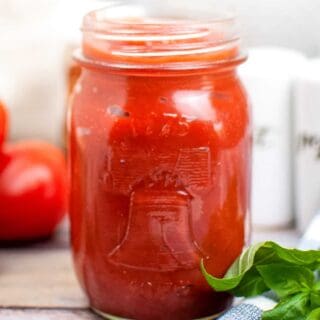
225, 242, 266, 277
257, 264, 314, 298
201, 242, 266, 292
101, 315, 124, 320
313, 281, 320, 292
253, 242, 320, 268
231, 268, 269, 297
310, 291, 320, 309
307, 308, 320, 320
202, 242, 320, 296
262, 292, 310, 320
270, 243, 320, 268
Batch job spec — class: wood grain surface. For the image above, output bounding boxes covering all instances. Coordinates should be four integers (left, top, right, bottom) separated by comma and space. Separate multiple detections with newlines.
0, 309, 100, 319
0, 219, 298, 319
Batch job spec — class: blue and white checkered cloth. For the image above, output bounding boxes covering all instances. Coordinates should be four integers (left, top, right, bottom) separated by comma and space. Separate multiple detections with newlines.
218, 304, 263, 320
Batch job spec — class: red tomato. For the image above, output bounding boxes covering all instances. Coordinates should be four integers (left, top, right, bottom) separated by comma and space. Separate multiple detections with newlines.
0, 141, 67, 241
0, 101, 8, 147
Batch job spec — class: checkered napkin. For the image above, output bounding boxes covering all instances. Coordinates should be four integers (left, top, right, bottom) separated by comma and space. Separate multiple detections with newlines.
217, 304, 263, 320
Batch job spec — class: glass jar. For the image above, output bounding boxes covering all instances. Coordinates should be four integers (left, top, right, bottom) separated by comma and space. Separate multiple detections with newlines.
69, 2, 251, 320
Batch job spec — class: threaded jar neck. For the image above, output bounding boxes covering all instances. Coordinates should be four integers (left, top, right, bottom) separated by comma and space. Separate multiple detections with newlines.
78, 1, 246, 73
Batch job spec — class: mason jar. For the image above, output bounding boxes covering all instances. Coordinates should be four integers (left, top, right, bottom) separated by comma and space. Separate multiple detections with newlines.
69, 1, 251, 319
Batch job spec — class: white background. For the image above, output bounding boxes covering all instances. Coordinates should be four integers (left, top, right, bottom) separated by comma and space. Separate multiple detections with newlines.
157, 0, 320, 55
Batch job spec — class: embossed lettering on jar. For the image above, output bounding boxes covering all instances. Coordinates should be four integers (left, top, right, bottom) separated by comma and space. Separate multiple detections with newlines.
69, 2, 251, 320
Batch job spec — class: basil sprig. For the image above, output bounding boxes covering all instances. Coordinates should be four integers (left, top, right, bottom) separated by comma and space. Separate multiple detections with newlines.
201, 242, 320, 319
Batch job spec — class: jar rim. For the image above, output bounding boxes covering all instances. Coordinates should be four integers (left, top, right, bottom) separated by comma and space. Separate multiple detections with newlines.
79, 0, 244, 72
82, 0, 236, 33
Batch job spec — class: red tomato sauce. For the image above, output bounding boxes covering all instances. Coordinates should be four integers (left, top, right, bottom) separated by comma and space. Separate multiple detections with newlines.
69, 9, 251, 320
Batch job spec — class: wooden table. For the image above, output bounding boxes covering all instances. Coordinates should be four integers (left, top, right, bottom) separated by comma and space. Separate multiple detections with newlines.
0, 220, 299, 319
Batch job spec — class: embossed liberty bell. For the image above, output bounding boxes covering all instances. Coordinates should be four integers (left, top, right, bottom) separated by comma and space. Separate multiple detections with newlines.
109, 184, 202, 272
